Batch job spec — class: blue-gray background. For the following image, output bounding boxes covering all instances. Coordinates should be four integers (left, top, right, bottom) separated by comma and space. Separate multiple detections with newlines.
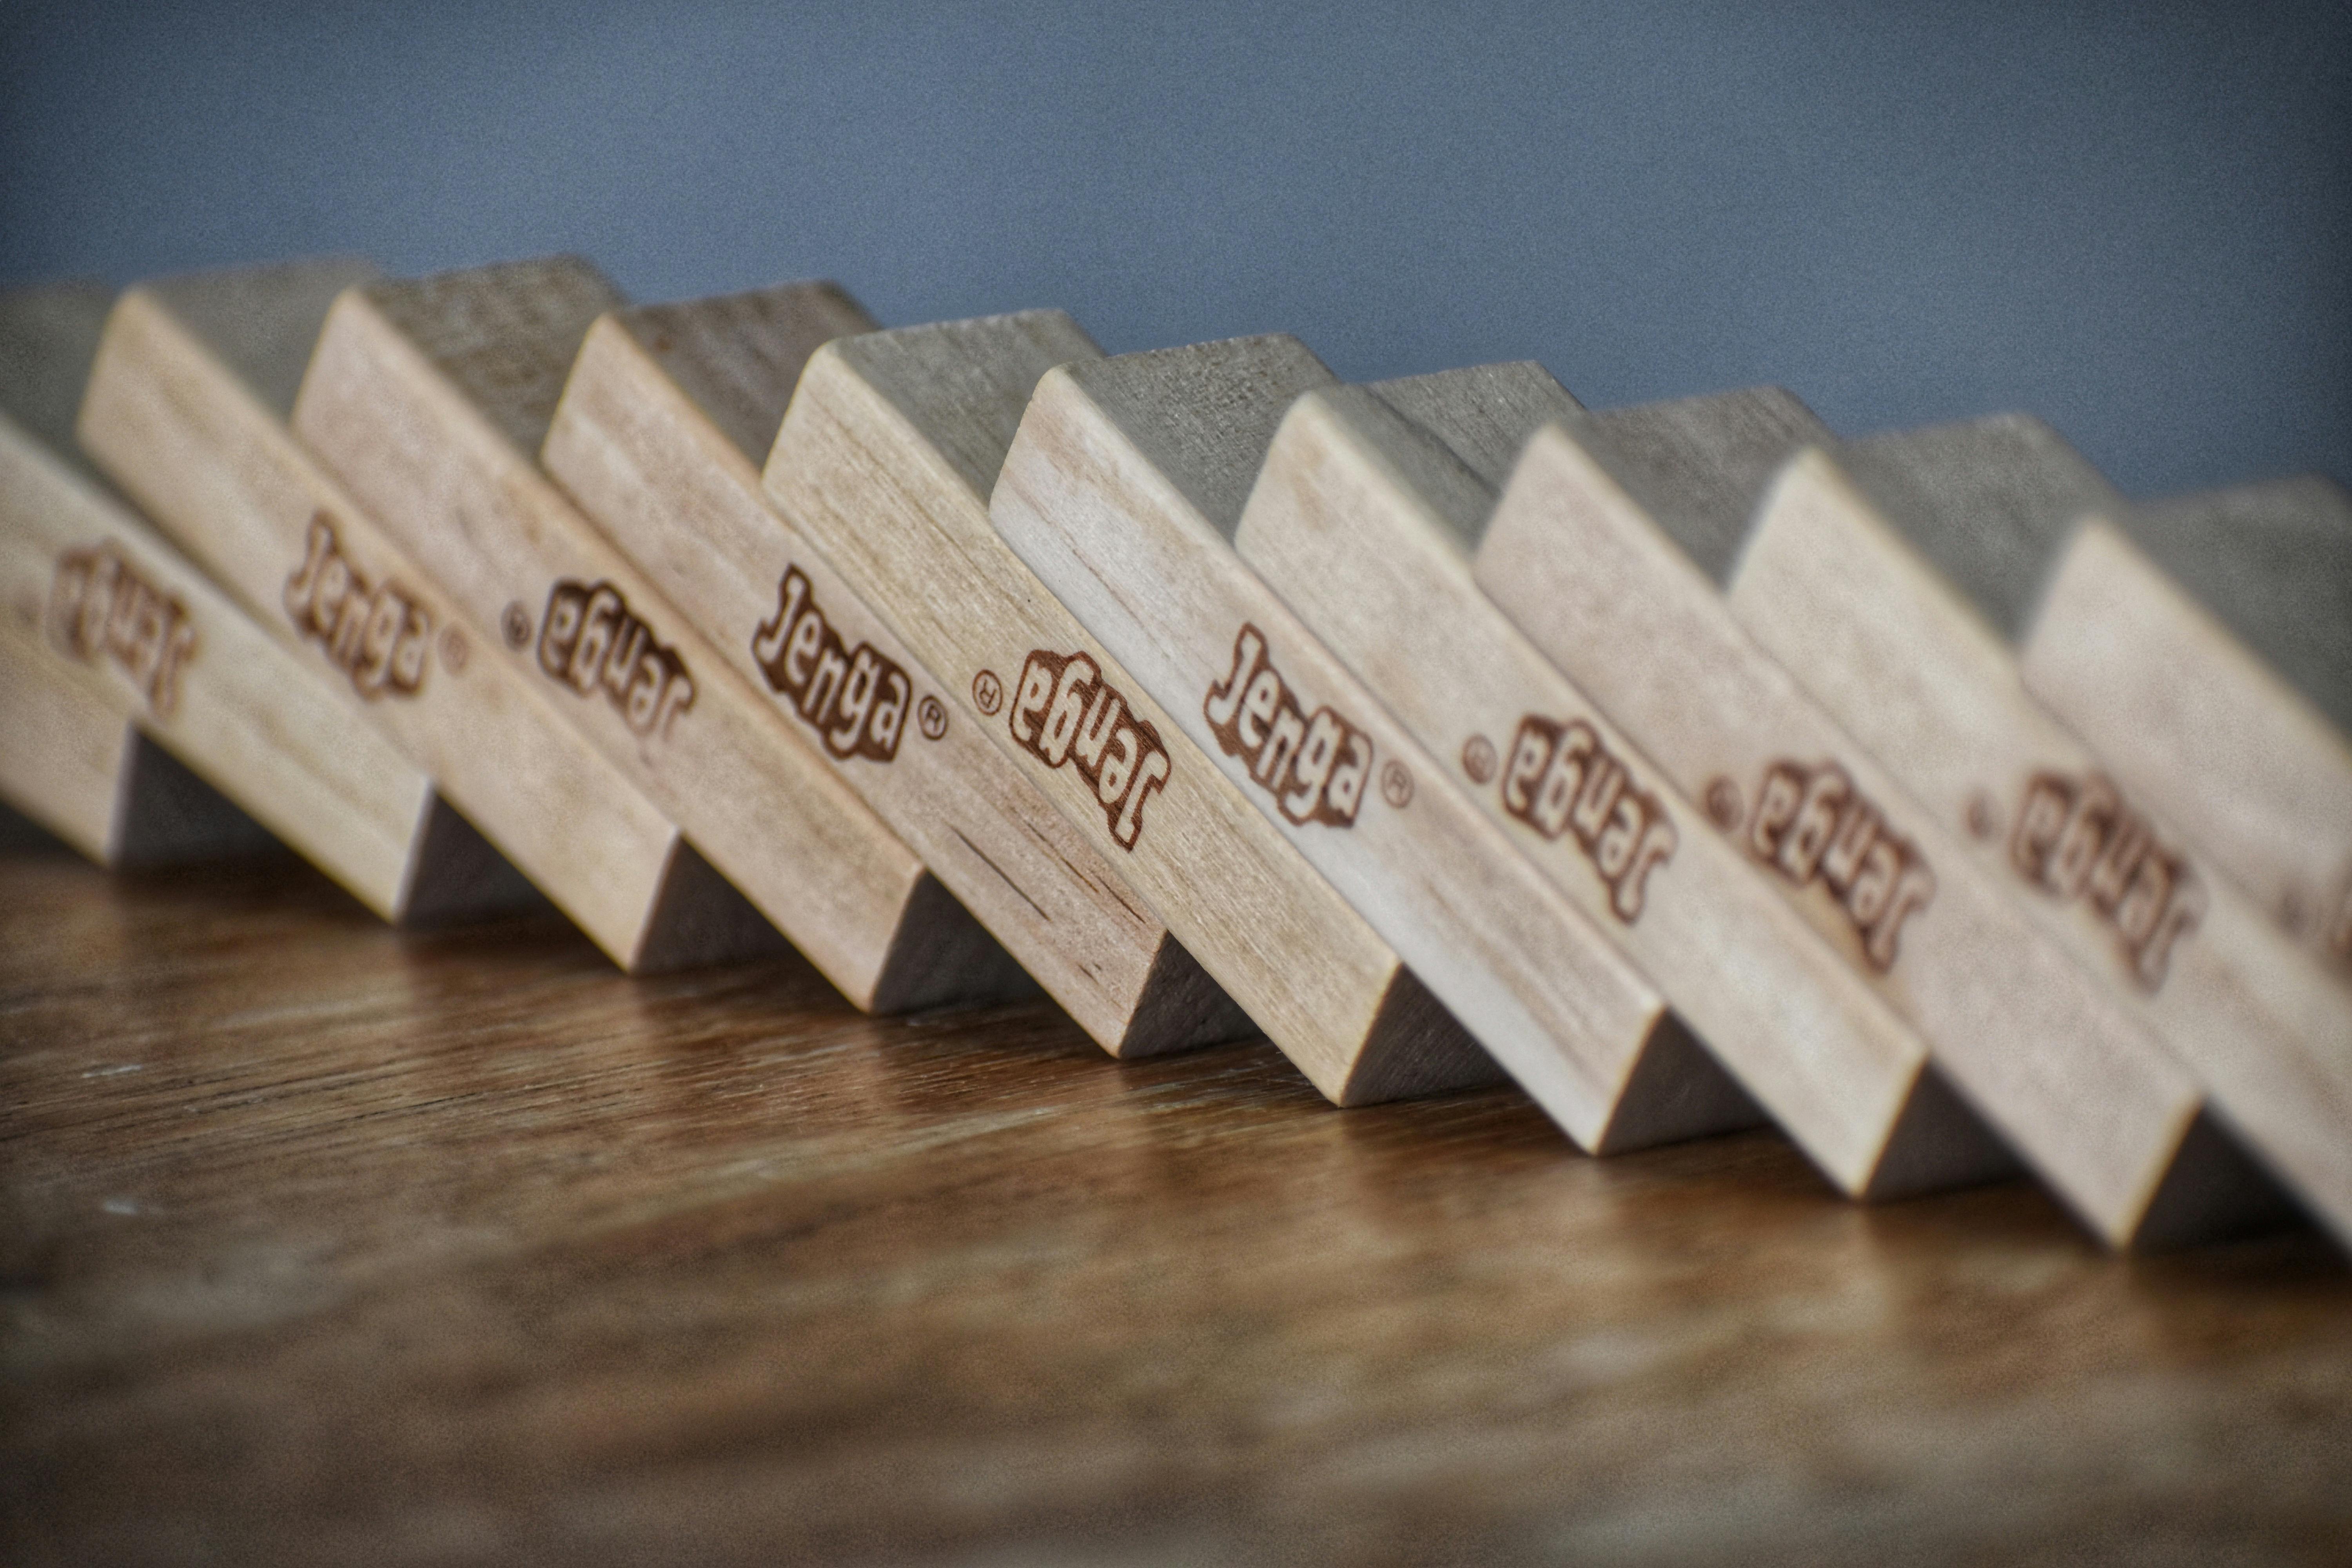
2, 0, 2345, 495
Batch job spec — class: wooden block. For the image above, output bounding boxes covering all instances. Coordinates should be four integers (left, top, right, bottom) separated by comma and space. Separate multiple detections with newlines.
991, 336, 1751, 1153
1732, 418, 2352, 1244
767, 313, 1494, 1105
77, 260, 797, 972
1234, 364, 2013, 1191
1, 283, 524, 921
292, 257, 1025, 1008
542, 284, 1250, 1055
1472, 390, 2291, 1247
2021, 477, 2352, 973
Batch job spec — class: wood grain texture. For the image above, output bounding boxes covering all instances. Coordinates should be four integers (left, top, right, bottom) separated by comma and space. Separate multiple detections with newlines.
543, 285, 1249, 1056
1473, 398, 2288, 1248
1733, 422, 2352, 1247
2023, 481, 2352, 972
294, 258, 1022, 1005
1, 287, 519, 924
995, 339, 1751, 1158
3, 848, 2350, 1567
768, 313, 1492, 1106
1236, 367, 2011, 1193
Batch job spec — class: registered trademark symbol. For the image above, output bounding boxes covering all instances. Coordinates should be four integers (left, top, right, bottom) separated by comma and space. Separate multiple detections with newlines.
1704, 776, 1743, 831
1379, 759, 1413, 809
438, 624, 468, 673
1460, 735, 1496, 784
917, 694, 948, 740
971, 669, 1003, 716
501, 601, 532, 650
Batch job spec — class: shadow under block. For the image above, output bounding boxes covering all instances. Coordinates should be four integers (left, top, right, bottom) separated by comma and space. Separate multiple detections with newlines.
292, 258, 1024, 1008
0, 285, 523, 924
542, 286, 1250, 1055
1234, 366, 2011, 1193
1732, 421, 2352, 1245
990, 336, 1750, 1155
2020, 477, 2352, 973
74, 261, 787, 974
1470, 393, 2287, 1248
766, 313, 1494, 1106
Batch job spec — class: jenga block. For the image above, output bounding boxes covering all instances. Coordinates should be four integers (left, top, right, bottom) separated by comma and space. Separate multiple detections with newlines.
1234, 365, 2013, 1191
542, 285, 1251, 1054
292, 258, 1024, 1007
2, 283, 523, 921
1472, 391, 2291, 1247
991, 336, 1751, 1152
1732, 418, 2352, 1244
768, 313, 1494, 1105
2021, 477, 2352, 972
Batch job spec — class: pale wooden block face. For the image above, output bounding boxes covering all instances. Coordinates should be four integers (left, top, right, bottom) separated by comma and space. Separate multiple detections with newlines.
293, 258, 1010, 1002
1233, 375, 2021, 1194
1731, 430, 2352, 1246
544, 291, 1249, 1056
766, 315, 1487, 1105
1473, 411, 2280, 1247
0, 617, 142, 862
994, 336, 1724, 1155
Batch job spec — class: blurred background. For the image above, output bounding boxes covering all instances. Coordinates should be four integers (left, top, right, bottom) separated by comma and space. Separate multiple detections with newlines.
1, 0, 2344, 497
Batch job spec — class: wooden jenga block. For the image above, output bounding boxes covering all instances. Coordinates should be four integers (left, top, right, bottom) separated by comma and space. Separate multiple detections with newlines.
2, 282, 524, 921
768, 313, 1494, 1105
541, 284, 1251, 1054
291, 258, 1025, 1008
2021, 476, 2352, 973
991, 335, 1754, 1153
1234, 364, 2013, 1192
1472, 391, 2291, 1247
1732, 418, 2352, 1243
77, 259, 801, 972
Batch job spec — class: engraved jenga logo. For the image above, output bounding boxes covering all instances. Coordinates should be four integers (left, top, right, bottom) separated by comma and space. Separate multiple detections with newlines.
1202, 625, 1373, 828
48, 543, 195, 719
284, 513, 432, 699
1007, 649, 1169, 849
750, 567, 913, 762
1715, 760, 1935, 971
2010, 771, 2203, 991
1500, 716, 1677, 922
536, 580, 694, 740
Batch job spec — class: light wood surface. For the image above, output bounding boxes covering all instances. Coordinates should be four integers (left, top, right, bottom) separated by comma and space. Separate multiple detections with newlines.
1472, 396, 2288, 1248
0, 286, 522, 926
994, 338, 1752, 1156
1236, 367, 2010, 1192
2023, 479, 2352, 972
293, 258, 1025, 1006
1733, 419, 2352, 1247
4, 845, 2349, 1566
542, 284, 1250, 1055
769, 313, 1495, 1106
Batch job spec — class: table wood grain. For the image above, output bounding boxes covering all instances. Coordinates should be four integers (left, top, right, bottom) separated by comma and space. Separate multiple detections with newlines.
2, 828, 2348, 1566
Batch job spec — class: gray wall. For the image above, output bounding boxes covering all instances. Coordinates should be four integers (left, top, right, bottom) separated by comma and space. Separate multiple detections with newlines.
2, 0, 2345, 496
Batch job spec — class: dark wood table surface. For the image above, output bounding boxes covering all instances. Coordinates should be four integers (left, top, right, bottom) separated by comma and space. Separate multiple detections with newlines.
3, 824, 2348, 1566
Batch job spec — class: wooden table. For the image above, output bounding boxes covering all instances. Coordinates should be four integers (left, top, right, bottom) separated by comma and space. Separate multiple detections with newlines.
3, 831, 2348, 1565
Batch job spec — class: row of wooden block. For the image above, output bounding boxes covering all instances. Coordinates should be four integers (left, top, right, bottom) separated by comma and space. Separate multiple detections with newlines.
2, 256, 2346, 1255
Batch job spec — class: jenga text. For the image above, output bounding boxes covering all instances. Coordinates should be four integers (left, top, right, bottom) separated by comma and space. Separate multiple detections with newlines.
284, 512, 432, 699
1500, 715, 1677, 922
1743, 759, 1935, 971
1202, 624, 1372, 829
2010, 771, 2203, 991
48, 543, 195, 719
537, 580, 694, 740
750, 567, 911, 763
1009, 649, 1169, 850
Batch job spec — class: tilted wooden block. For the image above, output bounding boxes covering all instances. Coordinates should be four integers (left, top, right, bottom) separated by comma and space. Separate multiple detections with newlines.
293, 257, 1025, 1007
1234, 364, 2012, 1191
1733, 419, 2352, 1244
2, 282, 523, 919
2020, 475, 2352, 975
991, 335, 1744, 1152
768, 312, 1494, 1105
542, 283, 1250, 1054
74, 258, 807, 971
1473, 391, 2290, 1247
